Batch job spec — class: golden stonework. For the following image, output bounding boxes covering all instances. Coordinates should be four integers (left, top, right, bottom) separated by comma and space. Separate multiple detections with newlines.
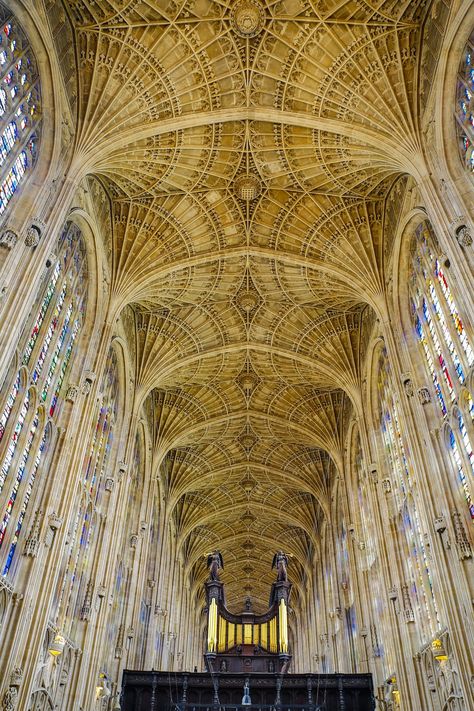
230, 1, 266, 38
233, 173, 262, 201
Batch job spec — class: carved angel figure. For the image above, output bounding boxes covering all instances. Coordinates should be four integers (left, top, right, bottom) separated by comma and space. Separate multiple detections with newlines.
207, 551, 224, 581
272, 551, 288, 582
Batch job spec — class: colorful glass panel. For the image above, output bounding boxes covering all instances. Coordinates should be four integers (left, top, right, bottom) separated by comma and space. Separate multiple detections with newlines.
435, 260, 474, 367
457, 36, 474, 172
448, 428, 474, 519
0, 222, 87, 576
414, 313, 447, 415
378, 350, 438, 642
411, 221, 474, 520
83, 348, 118, 506
54, 345, 118, 637
0, 11, 40, 216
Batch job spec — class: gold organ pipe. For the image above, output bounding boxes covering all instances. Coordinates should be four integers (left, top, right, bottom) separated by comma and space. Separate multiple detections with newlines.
269, 617, 277, 653
218, 615, 227, 652
208, 598, 218, 653
228, 623, 235, 649
279, 598, 288, 654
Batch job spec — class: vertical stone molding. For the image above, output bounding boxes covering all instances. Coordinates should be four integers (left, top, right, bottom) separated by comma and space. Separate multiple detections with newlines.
451, 512, 472, 560
401, 584, 415, 623
23, 510, 43, 557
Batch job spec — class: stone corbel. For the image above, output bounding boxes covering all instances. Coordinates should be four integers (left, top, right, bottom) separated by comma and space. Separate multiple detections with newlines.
118, 462, 127, 482
417, 387, 431, 405
44, 252, 57, 270
0, 229, 18, 249
433, 514, 446, 534
65, 383, 79, 402
401, 373, 414, 398
369, 463, 378, 484
44, 512, 62, 547
104, 477, 115, 493
381, 478, 392, 494
8, 668, 22, 687
81, 370, 96, 395
454, 224, 472, 248
48, 513, 62, 531
24, 219, 45, 248
1, 667, 22, 711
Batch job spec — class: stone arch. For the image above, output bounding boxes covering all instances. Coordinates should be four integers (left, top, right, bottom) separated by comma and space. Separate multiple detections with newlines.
2, 0, 61, 225
437, 0, 474, 216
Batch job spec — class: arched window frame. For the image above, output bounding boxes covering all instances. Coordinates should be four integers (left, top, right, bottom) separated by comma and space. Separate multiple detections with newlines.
102, 422, 148, 676
374, 345, 440, 646
52, 341, 123, 646
0, 4, 41, 216
349, 426, 377, 571
455, 30, 474, 173
408, 219, 474, 521
442, 412, 474, 520
0, 221, 88, 578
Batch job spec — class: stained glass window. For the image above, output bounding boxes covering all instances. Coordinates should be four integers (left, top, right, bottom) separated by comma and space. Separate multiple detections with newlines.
53, 346, 119, 643
103, 432, 145, 673
83, 348, 118, 506
377, 349, 438, 644
0, 8, 40, 216
447, 426, 474, 519
0, 222, 87, 576
457, 33, 474, 172
354, 435, 375, 569
410, 221, 474, 520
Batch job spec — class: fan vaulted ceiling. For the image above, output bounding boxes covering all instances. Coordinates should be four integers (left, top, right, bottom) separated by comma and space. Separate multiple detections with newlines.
59, 0, 438, 611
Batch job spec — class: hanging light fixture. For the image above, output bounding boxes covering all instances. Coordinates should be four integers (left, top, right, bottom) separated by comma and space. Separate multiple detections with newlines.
96, 672, 111, 699
48, 633, 66, 657
432, 638, 448, 661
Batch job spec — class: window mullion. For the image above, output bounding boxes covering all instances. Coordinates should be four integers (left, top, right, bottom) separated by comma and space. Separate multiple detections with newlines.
422, 292, 458, 402
0, 389, 35, 540
0, 413, 44, 576
431, 263, 473, 376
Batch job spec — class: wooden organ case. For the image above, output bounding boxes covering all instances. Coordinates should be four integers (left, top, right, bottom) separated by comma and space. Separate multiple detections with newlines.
204, 575, 292, 675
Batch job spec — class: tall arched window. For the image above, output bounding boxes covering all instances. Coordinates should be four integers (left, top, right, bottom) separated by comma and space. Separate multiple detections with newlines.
334, 505, 358, 672
102, 430, 145, 678
456, 30, 474, 172
377, 349, 438, 646
349, 429, 389, 674
0, 221, 87, 577
353, 435, 376, 569
409, 220, 474, 520
53, 345, 119, 645
0, 3, 41, 215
